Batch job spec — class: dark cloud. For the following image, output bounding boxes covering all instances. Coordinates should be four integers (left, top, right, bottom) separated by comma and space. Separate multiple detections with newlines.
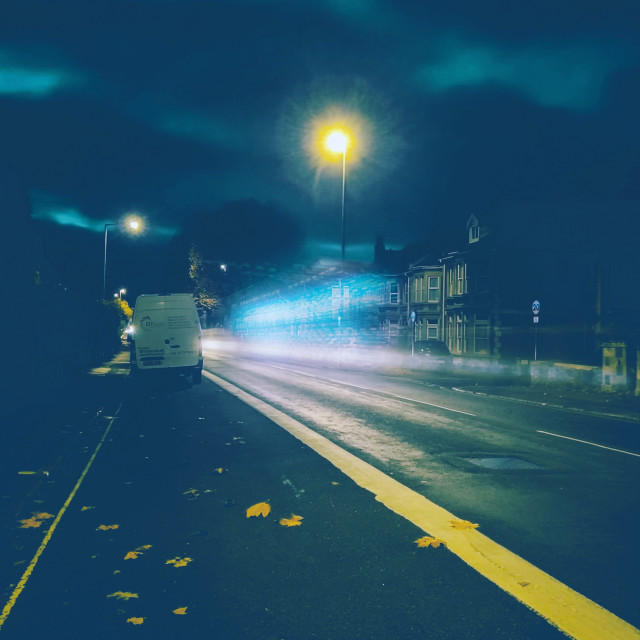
1, 0, 638, 287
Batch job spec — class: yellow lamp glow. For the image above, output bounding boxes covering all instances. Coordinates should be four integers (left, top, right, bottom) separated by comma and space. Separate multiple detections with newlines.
326, 130, 348, 154
123, 214, 144, 234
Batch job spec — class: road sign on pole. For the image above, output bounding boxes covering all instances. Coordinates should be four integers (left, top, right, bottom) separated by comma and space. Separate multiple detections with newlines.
532, 300, 540, 360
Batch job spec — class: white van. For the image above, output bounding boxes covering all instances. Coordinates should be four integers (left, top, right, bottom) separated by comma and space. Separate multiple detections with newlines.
130, 293, 203, 383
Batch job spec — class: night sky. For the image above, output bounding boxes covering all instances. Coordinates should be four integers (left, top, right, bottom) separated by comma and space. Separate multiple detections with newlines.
2, 1, 639, 297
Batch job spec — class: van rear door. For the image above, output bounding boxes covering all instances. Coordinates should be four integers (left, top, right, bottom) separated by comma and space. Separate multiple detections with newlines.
134, 303, 201, 370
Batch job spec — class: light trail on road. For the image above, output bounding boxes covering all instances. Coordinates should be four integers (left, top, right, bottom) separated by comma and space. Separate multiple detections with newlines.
264, 362, 476, 416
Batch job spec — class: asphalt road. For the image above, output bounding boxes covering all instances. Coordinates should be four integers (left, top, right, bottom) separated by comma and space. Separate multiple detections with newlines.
0, 349, 638, 640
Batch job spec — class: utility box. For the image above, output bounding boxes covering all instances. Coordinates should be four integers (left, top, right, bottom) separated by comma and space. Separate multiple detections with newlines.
601, 342, 628, 391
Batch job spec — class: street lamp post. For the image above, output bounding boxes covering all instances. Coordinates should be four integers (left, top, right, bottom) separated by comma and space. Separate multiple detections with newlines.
326, 131, 348, 262
325, 130, 349, 358
103, 215, 143, 299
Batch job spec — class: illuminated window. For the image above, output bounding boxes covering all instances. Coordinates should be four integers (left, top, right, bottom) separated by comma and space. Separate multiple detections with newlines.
413, 277, 422, 302
457, 263, 466, 295
456, 313, 464, 352
427, 276, 440, 302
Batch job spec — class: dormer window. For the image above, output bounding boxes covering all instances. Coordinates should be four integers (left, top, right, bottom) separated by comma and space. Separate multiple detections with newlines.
467, 214, 480, 244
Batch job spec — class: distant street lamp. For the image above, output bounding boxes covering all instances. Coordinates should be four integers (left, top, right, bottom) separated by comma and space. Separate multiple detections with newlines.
103, 214, 143, 299
325, 130, 348, 262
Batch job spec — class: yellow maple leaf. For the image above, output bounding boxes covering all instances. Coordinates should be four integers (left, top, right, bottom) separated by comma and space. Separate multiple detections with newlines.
166, 557, 192, 568
246, 502, 271, 518
214, 467, 227, 474
279, 514, 303, 527
414, 536, 445, 548
124, 551, 141, 560
450, 519, 479, 530
18, 512, 55, 529
32, 512, 53, 520
136, 544, 152, 551
96, 524, 119, 531
107, 591, 139, 600
127, 617, 144, 625
173, 607, 188, 615
19, 517, 42, 529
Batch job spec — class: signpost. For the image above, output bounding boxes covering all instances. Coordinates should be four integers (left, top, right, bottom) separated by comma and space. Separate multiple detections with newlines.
532, 300, 540, 360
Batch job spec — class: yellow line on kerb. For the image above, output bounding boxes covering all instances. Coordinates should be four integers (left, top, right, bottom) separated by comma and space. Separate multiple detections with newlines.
0, 406, 121, 632
203, 370, 639, 640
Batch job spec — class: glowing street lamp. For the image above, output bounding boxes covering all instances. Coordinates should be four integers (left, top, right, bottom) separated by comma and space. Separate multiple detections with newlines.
325, 130, 349, 262
103, 214, 143, 299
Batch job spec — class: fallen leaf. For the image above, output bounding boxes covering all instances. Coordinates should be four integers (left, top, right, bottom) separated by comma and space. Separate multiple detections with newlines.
18, 512, 54, 528
97, 524, 120, 531
32, 512, 53, 520
214, 467, 227, 474
81, 506, 95, 511
125, 544, 152, 560
19, 517, 42, 529
183, 488, 198, 496
166, 557, 192, 568
107, 591, 139, 600
173, 607, 188, 615
414, 536, 445, 548
449, 519, 479, 530
246, 502, 271, 518
279, 514, 303, 527
127, 617, 144, 625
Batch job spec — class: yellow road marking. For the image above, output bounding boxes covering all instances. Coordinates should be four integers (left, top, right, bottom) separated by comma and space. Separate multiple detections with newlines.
203, 370, 639, 640
0, 406, 121, 632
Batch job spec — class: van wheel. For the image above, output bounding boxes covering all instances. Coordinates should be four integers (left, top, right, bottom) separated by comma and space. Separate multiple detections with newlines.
192, 369, 202, 384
